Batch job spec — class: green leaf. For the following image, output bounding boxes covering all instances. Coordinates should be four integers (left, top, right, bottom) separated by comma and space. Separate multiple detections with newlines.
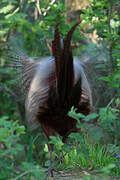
84, 113, 99, 122
16, 126, 25, 134
2, 0, 17, 3
101, 164, 116, 174
0, 5, 14, 14
0, 128, 9, 141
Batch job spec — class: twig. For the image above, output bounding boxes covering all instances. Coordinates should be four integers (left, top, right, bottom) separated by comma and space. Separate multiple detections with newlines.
36, 0, 42, 15
13, 169, 45, 180
33, 133, 42, 144
43, 0, 56, 16
0, 85, 20, 101
19, 0, 23, 12
108, 0, 114, 72
5, 29, 12, 42
34, 0, 42, 20
0, 84, 25, 122
107, 98, 115, 107
44, 34, 51, 53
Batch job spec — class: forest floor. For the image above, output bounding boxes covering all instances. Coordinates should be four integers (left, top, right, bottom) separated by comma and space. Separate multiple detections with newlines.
49, 170, 119, 180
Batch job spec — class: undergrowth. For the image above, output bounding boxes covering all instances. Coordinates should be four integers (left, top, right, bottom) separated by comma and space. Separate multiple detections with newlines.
1, 105, 120, 179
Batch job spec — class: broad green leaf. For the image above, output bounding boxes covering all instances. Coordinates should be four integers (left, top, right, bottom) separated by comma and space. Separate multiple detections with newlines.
0, 5, 14, 14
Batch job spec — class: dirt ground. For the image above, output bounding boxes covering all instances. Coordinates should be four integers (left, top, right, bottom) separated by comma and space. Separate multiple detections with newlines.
49, 170, 119, 180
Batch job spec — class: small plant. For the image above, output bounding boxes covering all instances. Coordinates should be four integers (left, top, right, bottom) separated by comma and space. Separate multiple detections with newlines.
47, 132, 119, 177
0, 116, 46, 180
0, 116, 25, 179
44, 106, 120, 177
15, 161, 45, 180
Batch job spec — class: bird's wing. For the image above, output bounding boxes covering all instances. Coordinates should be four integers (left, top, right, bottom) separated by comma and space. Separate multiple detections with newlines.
25, 59, 56, 130
8, 52, 53, 94
74, 59, 93, 106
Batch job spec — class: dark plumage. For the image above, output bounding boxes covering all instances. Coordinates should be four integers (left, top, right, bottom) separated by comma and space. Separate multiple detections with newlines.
9, 22, 92, 176
25, 23, 92, 141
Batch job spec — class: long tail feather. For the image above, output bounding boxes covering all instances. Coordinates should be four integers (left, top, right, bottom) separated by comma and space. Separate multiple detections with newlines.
54, 22, 81, 105
63, 21, 81, 58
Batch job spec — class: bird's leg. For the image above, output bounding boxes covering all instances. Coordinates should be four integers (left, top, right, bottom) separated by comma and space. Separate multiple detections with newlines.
47, 144, 54, 177
46, 138, 62, 177
45, 142, 62, 178
47, 144, 62, 177
41, 124, 57, 177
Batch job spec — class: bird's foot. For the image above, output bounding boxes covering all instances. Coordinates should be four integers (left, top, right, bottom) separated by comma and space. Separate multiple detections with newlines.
47, 162, 57, 177
45, 162, 61, 178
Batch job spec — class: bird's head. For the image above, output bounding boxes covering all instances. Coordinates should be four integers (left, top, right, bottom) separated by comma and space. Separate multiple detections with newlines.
51, 38, 64, 56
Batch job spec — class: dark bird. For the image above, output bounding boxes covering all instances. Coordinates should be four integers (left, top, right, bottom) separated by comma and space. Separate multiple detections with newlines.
9, 22, 92, 176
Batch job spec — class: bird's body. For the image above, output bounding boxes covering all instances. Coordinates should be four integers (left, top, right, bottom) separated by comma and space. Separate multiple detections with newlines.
9, 22, 92, 176
25, 56, 92, 141
11, 23, 92, 142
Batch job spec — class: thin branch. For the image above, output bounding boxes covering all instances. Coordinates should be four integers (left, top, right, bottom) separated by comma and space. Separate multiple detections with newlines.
44, 34, 51, 53
0, 85, 20, 101
33, 133, 42, 144
0, 84, 25, 122
108, 0, 114, 72
34, 0, 42, 20
14, 169, 45, 180
107, 98, 115, 107
43, 0, 55, 16
36, 0, 42, 15
19, 0, 23, 12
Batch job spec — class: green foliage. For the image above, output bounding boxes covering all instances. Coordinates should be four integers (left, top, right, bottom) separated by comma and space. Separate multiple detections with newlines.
100, 73, 120, 89
0, 116, 46, 180
16, 162, 45, 180
0, 116, 25, 179
98, 107, 119, 132
45, 4, 66, 25
48, 133, 119, 176
81, 0, 120, 102
0, 0, 120, 179
68, 106, 99, 122
69, 105, 120, 145
67, 106, 120, 176
48, 113, 120, 176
